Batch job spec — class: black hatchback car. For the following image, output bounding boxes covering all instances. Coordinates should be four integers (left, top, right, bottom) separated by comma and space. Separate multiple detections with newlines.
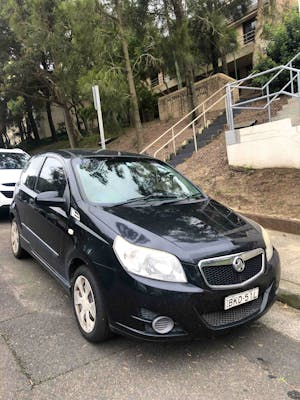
10, 149, 280, 342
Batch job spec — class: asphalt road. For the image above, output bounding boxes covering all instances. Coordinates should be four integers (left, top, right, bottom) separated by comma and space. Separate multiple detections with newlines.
0, 215, 300, 400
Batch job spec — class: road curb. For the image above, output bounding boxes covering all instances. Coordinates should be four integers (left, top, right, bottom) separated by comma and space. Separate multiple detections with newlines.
236, 211, 300, 311
277, 280, 300, 311
237, 211, 300, 235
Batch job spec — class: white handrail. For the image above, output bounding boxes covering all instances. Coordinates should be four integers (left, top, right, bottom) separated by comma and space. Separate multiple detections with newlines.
147, 73, 254, 159
226, 52, 300, 130
140, 83, 227, 155
153, 92, 227, 158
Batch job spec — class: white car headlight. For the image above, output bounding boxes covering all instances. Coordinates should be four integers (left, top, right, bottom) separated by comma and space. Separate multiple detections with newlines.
113, 235, 187, 283
261, 227, 274, 261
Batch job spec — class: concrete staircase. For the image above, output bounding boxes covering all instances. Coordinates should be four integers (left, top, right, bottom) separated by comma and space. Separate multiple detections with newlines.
168, 112, 228, 167
273, 97, 300, 126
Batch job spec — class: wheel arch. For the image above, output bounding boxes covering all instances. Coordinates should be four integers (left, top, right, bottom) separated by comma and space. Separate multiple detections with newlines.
68, 257, 88, 282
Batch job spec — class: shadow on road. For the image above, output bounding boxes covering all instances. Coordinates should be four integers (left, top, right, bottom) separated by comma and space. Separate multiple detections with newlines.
0, 208, 10, 224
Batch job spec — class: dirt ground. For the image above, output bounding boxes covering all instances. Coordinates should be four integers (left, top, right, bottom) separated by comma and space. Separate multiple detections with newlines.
176, 131, 300, 220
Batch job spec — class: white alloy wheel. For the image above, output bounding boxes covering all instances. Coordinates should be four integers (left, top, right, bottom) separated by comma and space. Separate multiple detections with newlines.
11, 220, 20, 255
73, 275, 97, 333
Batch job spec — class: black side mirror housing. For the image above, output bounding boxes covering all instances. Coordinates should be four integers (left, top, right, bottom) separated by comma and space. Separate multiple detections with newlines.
35, 191, 66, 208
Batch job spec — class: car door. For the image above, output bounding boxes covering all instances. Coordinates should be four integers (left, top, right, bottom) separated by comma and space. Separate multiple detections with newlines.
15, 155, 45, 241
26, 156, 70, 277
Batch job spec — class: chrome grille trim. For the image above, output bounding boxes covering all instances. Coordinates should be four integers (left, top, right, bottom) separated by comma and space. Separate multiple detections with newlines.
198, 248, 265, 290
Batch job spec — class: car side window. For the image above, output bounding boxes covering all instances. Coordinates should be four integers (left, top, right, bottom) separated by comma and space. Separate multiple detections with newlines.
21, 156, 44, 191
36, 158, 67, 197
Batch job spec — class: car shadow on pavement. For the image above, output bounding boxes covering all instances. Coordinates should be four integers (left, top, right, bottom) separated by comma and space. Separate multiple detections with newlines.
0, 208, 10, 223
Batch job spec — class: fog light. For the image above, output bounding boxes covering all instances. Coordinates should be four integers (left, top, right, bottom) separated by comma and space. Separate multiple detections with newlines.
152, 316, 174, 334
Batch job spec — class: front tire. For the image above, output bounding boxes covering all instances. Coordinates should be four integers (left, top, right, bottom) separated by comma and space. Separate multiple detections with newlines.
71, 266, 110, 342
11, 218, 26, 259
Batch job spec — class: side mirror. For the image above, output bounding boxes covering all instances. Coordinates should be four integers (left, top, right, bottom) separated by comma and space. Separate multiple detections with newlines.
35, 191, 66, 208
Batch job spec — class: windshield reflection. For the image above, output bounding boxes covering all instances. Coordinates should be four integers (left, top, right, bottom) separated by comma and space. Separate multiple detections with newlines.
74, 157, 202, 205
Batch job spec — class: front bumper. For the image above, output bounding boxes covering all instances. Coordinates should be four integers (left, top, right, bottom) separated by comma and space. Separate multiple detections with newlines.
0, 191, 13, 208
106, 249, 280, 341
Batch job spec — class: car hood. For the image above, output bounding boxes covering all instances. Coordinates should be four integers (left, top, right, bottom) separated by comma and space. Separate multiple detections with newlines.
90, 199, 265, 264
0, 169, 22, 185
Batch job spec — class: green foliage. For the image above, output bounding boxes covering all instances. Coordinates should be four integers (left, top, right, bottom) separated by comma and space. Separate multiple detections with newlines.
78, 68, 130, 134
189, 6, 236, 71
253, 8, 300, 90
264, 8, 300, 65
137, 83, 159, 122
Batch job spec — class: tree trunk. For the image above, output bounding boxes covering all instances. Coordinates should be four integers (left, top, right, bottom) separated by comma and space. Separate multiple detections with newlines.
72, 103, 82, 134
185, 63, 198, 120
70, 108, 83, 141
18, 120, 26, 143
174, 54, 182, 90
222, 55, 228, 75
211, 42, 219, 74
52, 85, 80, 148
46, 101, 57, 141
171, 0, 197, 115
0, 129, 5, 148
63, 102, 78, 149
0, 119, 6, 148
163, 1, 183, 91
253, 0, 265, 66
25, 98, 40, 141
3, 130, 10, 147
115, 1, 143, 151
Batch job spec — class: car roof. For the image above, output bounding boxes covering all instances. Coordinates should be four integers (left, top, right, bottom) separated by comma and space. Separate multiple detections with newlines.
0, 148, 27, 154
40, 149, 152, 160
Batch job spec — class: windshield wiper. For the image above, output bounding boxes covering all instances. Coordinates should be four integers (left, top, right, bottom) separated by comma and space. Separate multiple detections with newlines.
110, 194, 180, 207
159, 192, 207, 205
183, 193, 205, 200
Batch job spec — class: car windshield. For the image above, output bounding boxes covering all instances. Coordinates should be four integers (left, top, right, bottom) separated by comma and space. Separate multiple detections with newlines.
73, 157, 203, 205
0, 152, 29, 170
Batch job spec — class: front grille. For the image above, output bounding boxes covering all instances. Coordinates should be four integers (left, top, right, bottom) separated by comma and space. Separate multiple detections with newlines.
0, 191, 14, 198
198, 248, 264, 289
202, 255, 262, 286
201, 296, 262, 328
2, 183, 15, 187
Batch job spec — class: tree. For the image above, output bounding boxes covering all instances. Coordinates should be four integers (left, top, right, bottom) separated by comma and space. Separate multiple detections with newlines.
253, 8, 300, 88
1, 0, 85, 148
252, 0, 277, 66
156, 0, 198, 115
94, 1, 148, 150
189, 0, 250, 74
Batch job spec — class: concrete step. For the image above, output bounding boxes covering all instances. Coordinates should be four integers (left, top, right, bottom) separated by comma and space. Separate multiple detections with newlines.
273, 96, 300, 125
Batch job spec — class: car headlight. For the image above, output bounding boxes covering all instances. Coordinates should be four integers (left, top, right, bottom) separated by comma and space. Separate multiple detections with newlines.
113, 235, 187, 283
261, 227, 274, 261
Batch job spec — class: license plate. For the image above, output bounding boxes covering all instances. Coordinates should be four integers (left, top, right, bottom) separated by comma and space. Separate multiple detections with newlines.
224, 287, 259, 310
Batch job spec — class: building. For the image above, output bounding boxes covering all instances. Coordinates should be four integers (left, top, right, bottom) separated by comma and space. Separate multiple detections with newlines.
151, 0, 297, 94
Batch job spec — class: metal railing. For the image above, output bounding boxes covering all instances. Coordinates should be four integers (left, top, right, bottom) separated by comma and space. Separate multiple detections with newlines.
140, 75, 256, 160
226, 52, 300, 131
140, 90, 225, 159
150, 77, 159, 87
242, 29, 255, 45
140, 77, 248, 159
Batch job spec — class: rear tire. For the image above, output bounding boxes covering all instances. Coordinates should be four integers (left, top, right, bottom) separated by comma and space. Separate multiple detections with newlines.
71, 265, 110, 342
11, 218, 26, 259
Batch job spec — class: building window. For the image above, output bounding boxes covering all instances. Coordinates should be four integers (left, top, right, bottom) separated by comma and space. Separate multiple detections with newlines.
243, 18, 256, 44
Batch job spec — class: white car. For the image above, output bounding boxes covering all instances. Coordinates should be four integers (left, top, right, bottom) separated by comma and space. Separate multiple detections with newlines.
0, 148, 30, 209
